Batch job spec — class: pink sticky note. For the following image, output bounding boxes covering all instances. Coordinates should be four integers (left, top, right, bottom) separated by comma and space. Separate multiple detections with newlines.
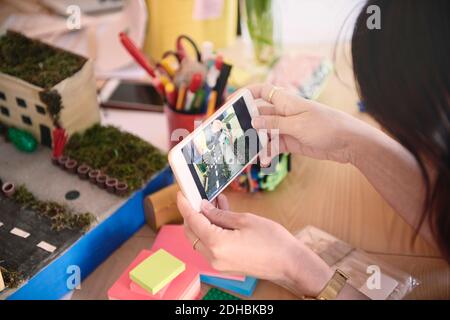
108, 250, 200, 300
151, 225, 245, 281
129, 281, 169, 298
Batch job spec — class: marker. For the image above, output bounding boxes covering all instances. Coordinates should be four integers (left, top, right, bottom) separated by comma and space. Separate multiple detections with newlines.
206, 55, 223, 88
184, 73, 203, 111
160, 57, 177, 77
206, 90, 217, 117
201, 41, 214, 64
164, 82, 177, 108
176, 84, 187, 111
190, 88, 206, 112
159, 75, 171, 86
213, 63, 232, 107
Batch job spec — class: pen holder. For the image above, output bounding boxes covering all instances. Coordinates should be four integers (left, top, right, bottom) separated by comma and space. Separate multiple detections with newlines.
164, 105, 206, 149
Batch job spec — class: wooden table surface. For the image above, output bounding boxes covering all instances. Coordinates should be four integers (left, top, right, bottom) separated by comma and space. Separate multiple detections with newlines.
72, 44, 449, 300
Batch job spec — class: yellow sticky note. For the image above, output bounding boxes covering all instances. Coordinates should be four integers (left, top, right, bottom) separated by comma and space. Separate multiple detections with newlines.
129, 249, 185, 295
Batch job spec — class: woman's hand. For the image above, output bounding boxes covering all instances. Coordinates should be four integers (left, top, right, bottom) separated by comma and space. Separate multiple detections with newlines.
248, 83, 368, 166
177, 192, 333, 297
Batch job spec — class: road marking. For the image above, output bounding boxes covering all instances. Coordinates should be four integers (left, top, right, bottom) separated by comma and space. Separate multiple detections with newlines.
37, 241, 57, 253
10, 227, 30, 238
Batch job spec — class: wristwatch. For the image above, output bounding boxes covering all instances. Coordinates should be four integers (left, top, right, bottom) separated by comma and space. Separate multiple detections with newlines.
316, 269, 349, 300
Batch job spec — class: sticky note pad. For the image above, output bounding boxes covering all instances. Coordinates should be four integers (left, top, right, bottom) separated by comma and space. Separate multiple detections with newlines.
200, 275, 258, 297
152, 225, 244, 281
108, 250, 201, 300
129, 281, 170, 298
129, 249, 185, 295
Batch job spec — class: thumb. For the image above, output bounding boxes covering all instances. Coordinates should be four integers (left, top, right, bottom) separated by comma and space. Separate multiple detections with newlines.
201, 200, 245, 230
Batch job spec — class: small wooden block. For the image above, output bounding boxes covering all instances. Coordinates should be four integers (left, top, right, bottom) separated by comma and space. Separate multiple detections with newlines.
144, 183, 183, 231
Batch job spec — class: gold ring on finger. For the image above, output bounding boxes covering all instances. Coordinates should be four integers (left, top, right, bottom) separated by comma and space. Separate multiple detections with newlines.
192, 237, 200, 250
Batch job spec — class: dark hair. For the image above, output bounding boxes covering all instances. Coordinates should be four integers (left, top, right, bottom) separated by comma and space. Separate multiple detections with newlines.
352, 0, 450, 262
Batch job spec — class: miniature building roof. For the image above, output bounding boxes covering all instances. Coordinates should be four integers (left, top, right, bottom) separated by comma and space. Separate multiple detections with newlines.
0, 30, 87, 89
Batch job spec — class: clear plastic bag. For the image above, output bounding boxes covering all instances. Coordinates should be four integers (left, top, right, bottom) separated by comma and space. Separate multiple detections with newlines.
294, 226, 420, 300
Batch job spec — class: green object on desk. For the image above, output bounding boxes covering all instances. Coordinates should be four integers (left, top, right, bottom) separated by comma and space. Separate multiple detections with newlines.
259, 153, 289, 191
129, 249, 185, 295
203, 288, 241, 300
7, 127, 38, 153
190, 88, 206, 113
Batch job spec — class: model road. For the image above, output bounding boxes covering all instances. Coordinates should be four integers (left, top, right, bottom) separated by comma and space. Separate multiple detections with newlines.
0, 195, 81, 283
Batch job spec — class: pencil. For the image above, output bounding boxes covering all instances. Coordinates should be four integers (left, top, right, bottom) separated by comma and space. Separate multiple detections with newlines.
206, 90, 217, 117
176, 84, 187, 111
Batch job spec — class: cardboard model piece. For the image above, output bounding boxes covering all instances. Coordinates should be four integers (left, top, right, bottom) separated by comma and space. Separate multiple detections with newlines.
0, 31, 99, 147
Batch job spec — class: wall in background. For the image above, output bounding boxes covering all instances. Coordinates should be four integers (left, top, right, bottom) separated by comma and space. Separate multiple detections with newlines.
278, 0, 363, 45
243, 0, 365, 44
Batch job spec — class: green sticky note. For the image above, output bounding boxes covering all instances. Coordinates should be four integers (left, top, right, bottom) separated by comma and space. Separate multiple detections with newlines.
129, 249, 185, 295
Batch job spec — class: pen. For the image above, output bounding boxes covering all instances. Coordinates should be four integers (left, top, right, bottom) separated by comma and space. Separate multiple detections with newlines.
176, 84, 187, 111
184, 73, 203, 111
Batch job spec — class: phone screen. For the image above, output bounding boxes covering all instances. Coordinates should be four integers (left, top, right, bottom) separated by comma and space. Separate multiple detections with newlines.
181, 97, 261, 200
106, 81, 164, 111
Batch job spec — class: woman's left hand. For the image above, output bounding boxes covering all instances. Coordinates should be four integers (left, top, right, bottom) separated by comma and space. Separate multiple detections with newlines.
177, 192, 333, 297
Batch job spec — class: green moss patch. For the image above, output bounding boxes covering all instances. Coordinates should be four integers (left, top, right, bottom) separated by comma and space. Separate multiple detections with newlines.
0, 30, 86, 88
64, 124, 167, 194
0, 266, 23, 289
13, 185, 95, 232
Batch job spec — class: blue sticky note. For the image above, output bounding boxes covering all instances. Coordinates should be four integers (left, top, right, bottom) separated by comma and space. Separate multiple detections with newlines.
200, 275, 258, 297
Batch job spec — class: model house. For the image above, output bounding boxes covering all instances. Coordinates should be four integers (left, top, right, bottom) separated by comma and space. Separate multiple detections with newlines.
0, 31, 99, 147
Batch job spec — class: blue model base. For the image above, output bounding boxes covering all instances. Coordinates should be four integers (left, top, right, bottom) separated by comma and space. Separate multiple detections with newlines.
200, 275, 258, 297
7, 167, 174, 300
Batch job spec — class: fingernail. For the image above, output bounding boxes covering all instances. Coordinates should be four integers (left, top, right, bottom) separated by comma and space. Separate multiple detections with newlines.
252, 117, 265, 128
261, 160, 270, 167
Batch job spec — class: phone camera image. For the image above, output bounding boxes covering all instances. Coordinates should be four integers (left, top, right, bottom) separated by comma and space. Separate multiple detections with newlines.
181, 97, 261, 200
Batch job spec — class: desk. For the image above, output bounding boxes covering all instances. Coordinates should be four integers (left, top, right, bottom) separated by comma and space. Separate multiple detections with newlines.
72, 43, 449, 300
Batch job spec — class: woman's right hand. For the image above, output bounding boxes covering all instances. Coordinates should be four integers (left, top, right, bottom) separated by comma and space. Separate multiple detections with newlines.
248, 83, 367, 166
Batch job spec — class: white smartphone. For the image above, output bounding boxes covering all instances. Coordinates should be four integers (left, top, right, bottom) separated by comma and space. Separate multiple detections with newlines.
169, 89, 267, 211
